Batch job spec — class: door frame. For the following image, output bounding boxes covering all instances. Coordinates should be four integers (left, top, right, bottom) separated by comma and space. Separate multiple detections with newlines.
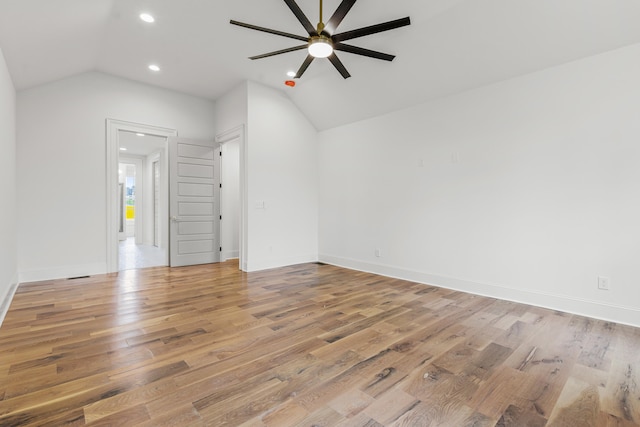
216, 125, 247, 271
106, 119, 177, 273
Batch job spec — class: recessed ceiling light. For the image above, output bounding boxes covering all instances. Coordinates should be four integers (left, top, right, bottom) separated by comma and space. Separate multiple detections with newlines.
286, 71, 296, 77
140, 13, 155, 23
120, 147, 128, 151
148, 64, 160, 72
136, 133, 145, 137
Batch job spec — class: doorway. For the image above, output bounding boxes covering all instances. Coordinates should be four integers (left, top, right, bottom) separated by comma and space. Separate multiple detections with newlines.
118, 130, 167, 271
216, 125, 246, 270
106, 120, 177, 273
219, 137, 241, 261
118, 131, 168, 270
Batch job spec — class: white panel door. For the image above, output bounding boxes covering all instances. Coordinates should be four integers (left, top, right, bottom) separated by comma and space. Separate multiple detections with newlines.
169, 137, 220, 267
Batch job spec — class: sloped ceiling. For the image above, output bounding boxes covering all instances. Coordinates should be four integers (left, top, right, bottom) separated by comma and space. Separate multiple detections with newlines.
1, 0, 640, 130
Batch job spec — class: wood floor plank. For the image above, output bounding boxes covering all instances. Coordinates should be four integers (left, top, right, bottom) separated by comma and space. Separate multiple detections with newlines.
258, 400, 309, 427
1, 260, 639, 426
137, 404, 203, 427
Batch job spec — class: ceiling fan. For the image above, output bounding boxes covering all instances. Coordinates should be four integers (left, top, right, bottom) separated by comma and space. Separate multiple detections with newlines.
230, 0, 410, 79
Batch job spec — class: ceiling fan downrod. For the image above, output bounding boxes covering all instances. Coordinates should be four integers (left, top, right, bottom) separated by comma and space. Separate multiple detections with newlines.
317, 0, 325, 34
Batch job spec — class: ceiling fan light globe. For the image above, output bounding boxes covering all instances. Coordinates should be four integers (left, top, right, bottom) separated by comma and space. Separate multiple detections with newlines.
308, 36, 333, 58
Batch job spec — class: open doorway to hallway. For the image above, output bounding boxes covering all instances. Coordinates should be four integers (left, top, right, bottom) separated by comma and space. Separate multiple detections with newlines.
106, 119, 178, 273
117, 130, 168, 270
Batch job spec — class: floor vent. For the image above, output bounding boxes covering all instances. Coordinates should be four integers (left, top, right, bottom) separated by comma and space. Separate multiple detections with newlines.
68, 276, 90, 280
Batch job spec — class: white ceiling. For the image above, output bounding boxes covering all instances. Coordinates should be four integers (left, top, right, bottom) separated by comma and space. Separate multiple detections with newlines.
1, 0, 640, 130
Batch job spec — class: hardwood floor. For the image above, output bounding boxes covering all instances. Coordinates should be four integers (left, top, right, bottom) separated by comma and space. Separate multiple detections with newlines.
1, 261, 639, 426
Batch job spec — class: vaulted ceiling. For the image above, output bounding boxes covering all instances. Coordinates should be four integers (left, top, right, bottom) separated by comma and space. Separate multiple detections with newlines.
1, 0, 640, 130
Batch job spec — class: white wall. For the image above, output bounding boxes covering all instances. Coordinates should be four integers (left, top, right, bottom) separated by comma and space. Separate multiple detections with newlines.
0, 47, 17, 322
245, 81, 318, 271
319, 43, 640, 327
215, 82, 247, 133
17, 71, 216, 281
214, 81, 319, 271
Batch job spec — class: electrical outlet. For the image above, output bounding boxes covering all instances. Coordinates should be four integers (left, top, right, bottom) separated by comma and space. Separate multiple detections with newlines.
375, 248, 381, 257
597, 276, 610, 290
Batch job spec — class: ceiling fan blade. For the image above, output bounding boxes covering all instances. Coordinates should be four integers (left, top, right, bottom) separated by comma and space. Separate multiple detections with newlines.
230, 20, 309, 42
328, 53, 351, 79
249, 45, 308, 60
335, 43, 395, 61
333, 17, 411, 43
295, 55, 315, 78
283, 0, 317, 35
323, 0, 357, 35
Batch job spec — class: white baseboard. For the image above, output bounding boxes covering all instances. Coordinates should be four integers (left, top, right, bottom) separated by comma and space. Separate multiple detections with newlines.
0, 273, 19, 327
246, 253, 318, 273
19, 262, 108, 283
222, 250, 239, 262
319, 254, 640, 328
